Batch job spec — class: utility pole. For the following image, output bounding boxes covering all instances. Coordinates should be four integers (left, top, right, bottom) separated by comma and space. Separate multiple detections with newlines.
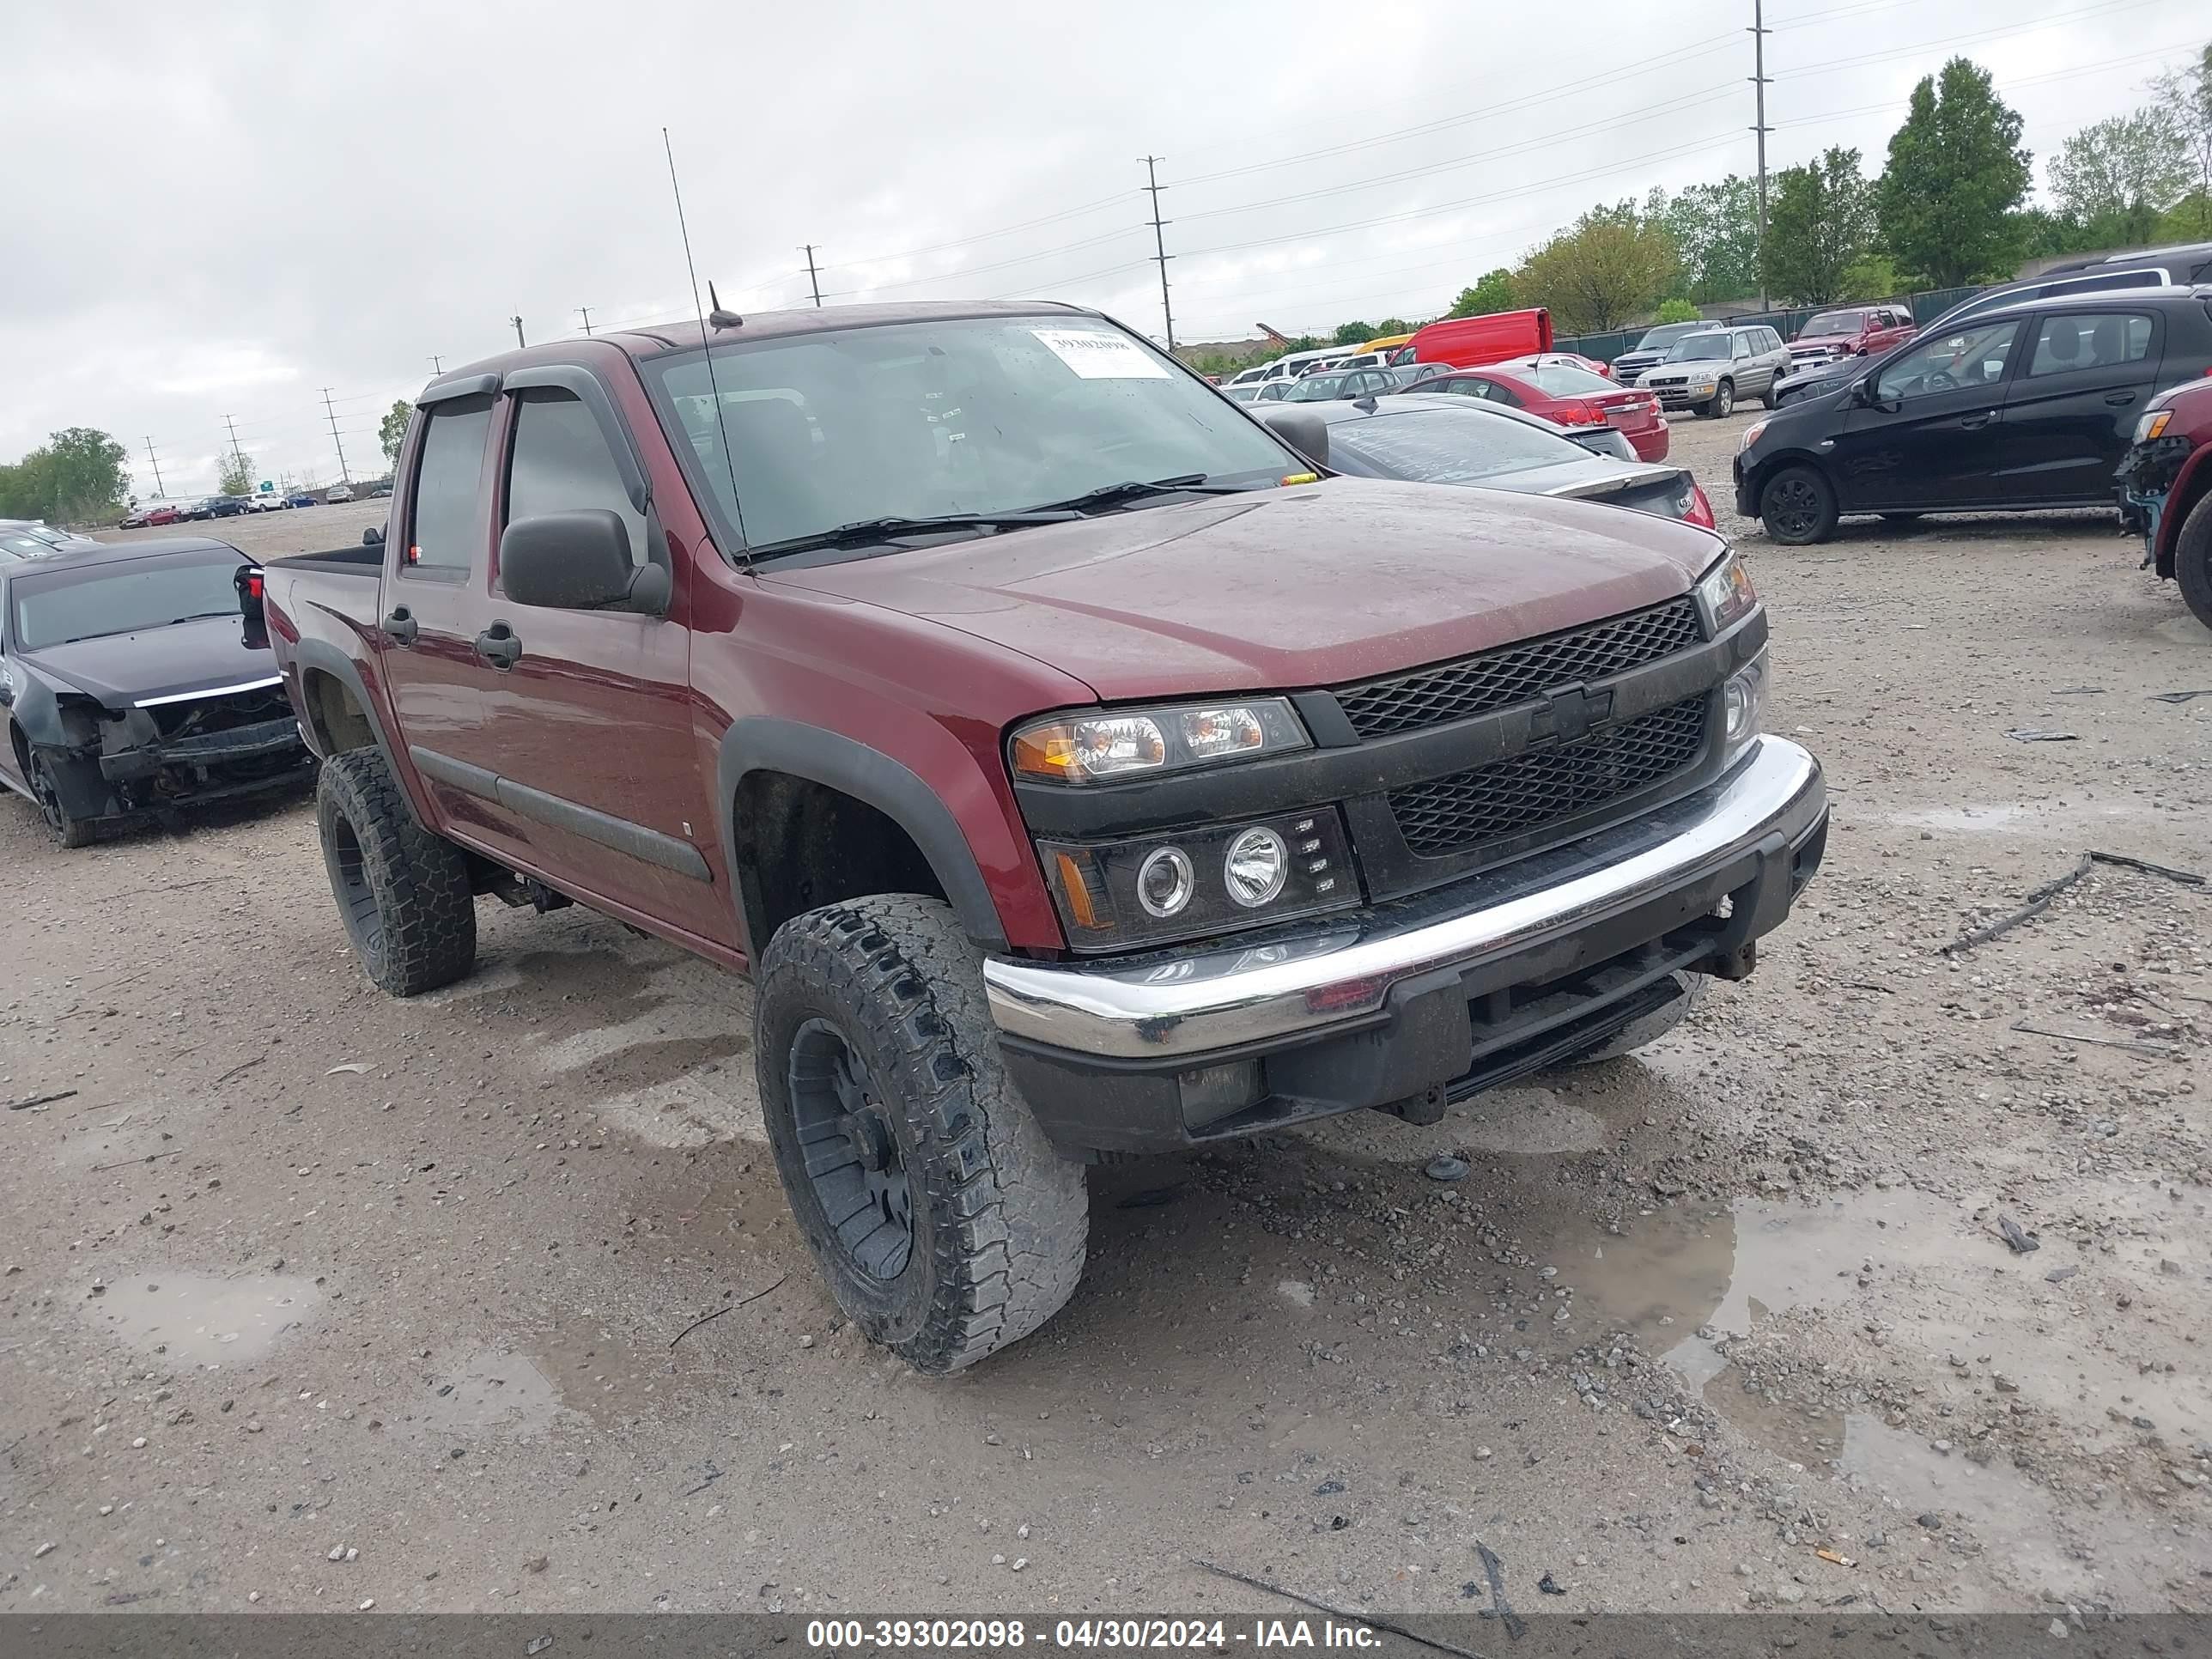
510, 314, 526, 349
223, 414, 246, 472
428, 355, 445, 374
321, 389, 351, 485
1750, 0, 1772, 313
1141, 156, 1176, 353
800, 245, 823, 308
576, 307, 594, 336
143, 437, 165, 497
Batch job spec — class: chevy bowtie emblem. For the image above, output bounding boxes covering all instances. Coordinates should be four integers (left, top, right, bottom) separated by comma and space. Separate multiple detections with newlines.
1528, 685, 1613, 744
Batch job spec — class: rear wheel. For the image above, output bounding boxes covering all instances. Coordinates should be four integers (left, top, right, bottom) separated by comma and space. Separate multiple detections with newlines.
1759, 464, 1838, 545
756, 895, 1089, 1373
316, 750, 477, 995
1759, 380, 1778, 410
1708, 380, 1735, 419
27, 752, 94, 848
2177, 489, 2212, 633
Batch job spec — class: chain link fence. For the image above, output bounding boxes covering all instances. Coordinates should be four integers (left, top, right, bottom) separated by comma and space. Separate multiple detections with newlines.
1553, 285, 1983, 365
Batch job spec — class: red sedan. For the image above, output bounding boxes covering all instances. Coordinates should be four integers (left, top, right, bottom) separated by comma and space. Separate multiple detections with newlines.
143, 503, 187, 526
1408, 361, 1669, 462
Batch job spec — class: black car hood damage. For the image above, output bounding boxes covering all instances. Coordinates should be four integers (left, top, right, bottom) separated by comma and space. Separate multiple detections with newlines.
15, 616, 279, 709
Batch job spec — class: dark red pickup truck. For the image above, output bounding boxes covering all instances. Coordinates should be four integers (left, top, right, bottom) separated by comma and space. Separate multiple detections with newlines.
253, 301, 1826, 1371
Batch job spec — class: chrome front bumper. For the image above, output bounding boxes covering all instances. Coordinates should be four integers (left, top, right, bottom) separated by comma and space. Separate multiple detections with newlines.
984, 736, 1826, 1062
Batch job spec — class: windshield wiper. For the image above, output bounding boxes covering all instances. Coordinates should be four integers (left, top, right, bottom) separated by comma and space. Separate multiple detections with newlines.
169, 611, 235, 624
747, 510, 1080, 561
1029, 474, 1262, 514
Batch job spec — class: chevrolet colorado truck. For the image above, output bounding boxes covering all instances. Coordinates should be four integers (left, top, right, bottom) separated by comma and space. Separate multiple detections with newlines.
250, 301, 1826, 1371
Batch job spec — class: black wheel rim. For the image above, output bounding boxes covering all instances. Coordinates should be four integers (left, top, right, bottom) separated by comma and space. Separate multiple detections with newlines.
327, 812, 384, 960
1769, 477, 1820, 538
787, 1018, 914, 1280
28, 758, 69, 840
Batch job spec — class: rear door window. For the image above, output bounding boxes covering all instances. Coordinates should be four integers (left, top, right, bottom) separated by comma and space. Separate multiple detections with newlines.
2026, 313, 2156, 377
404, 394, 494, 576
503, 387, 650, 568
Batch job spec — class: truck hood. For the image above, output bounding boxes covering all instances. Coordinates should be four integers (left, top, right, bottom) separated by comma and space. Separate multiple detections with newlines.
16, 616, 281, 709
769, 477, 1721, 702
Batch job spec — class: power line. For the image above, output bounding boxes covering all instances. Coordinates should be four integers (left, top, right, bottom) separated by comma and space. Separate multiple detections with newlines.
143, 438, 164, 496
1140, 158, 1176, 351
429, 355, 445, 374
800, 245, 823, 308
576, 307, 594, 337
815, 188, 1137, 274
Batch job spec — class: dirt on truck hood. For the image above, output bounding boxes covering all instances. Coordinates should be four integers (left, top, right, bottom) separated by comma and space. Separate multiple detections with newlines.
770, 477, 1724, 702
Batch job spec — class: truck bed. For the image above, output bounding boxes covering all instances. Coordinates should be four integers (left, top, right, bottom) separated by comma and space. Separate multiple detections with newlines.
264, 543, 385, 574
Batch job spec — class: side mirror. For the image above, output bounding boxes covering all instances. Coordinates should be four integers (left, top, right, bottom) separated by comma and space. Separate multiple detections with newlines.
362, 526, 384, 546
1258, 407, 1329, 470
500, 510, 665, 613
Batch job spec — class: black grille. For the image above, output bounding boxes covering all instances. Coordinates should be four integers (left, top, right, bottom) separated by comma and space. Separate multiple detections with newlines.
1336, 598, 1701, 738
148, 688, 291, 741
1389, 696, 1709, 860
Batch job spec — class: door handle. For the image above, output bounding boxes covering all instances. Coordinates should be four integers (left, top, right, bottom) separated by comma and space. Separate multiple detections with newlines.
382, 607, 417, 646
2104, 391, 2136, 406
473, 623, 523, 671
1960, 410, 1996, 430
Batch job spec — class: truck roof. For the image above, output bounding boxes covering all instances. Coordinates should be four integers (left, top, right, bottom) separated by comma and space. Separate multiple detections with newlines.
422, 300, 1098, 399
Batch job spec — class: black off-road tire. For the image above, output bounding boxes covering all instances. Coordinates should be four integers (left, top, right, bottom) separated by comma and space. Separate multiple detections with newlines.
316, 749, 476, 996
1759, 463, 1839, 545
28, 751, 95, 848
2175, 488, 2212, 634
1565, 974, 1705, 1066
756, 895, 1089, 1374
1708, 380, 1735, 419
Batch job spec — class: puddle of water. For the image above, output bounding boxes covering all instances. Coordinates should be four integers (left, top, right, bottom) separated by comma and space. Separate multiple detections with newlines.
410, 1351, 568, 1439
86, 1272, 322, 1366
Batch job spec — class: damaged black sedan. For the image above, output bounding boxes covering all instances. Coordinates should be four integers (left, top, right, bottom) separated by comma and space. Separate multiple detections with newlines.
0, 538, 312, 846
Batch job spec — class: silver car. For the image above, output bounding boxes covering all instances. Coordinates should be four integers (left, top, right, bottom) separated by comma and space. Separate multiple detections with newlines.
1634, 325, 1790, 418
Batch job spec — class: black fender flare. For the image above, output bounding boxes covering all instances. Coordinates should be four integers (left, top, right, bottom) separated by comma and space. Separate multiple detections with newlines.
716, 718, 1008, 957
286, 638, 397, 762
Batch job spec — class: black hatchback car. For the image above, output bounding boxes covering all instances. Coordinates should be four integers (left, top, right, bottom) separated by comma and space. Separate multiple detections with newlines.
1735, 286, 2212, 544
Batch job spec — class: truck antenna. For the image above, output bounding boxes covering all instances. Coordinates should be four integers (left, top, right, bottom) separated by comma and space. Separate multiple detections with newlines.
662, 126, 747, 551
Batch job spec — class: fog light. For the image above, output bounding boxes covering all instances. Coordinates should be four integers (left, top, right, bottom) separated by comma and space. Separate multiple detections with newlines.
1723, 652, 1768, 761
1136, 846, 1195, 918
1224, 827, 1288, 908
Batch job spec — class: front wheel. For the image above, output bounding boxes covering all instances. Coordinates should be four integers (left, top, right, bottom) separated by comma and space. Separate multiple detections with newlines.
27, 752, 94, 848
2176, 489, 2212, 633
1708, 380, 1735, 419
1759, 464, 1838, 545
756, 895, 1089, 1373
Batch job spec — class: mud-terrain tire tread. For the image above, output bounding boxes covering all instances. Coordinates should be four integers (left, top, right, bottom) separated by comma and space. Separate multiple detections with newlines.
317, 749, 476, 996
2176, 487, 2212, 633
756, 895, 1088, 1374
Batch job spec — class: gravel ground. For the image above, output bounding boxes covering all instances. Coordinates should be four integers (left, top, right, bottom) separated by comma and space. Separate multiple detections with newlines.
2, 414, 2208, 1620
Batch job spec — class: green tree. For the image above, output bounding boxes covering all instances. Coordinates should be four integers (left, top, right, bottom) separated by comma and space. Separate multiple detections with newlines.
1330, 320, 1374, 346
1514, 202, 1680, 333
1839, 249, 1904, 299
1760, 147, 1878, 305
379, 399, 412, 466
218, 450, 255, 497
1653, 298, 1702, 324
2047, 109, 2190, 247
1446, 269, 1518, 318
1370, 317, 1413, 336
0, 427, 132, 524
1877, 58, 2033, 288
1653, 176, 1761, 303
2151, 41, 2212, 239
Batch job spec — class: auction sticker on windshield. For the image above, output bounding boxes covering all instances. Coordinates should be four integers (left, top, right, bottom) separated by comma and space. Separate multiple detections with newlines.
1031, 326, 1170, 379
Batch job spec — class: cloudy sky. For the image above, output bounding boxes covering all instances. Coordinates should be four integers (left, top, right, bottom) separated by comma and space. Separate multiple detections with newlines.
1, 0, 2194, 497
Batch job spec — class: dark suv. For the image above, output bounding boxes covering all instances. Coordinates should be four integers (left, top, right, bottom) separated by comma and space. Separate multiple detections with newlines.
1736, 286, 2212, 544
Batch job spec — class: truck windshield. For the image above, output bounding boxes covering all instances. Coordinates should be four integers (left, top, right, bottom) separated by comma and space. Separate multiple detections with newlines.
1800, 311, 1867, 336
644, 315, 1298, 556
12, 549, 244, 648
1633, 324, 1702, 351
